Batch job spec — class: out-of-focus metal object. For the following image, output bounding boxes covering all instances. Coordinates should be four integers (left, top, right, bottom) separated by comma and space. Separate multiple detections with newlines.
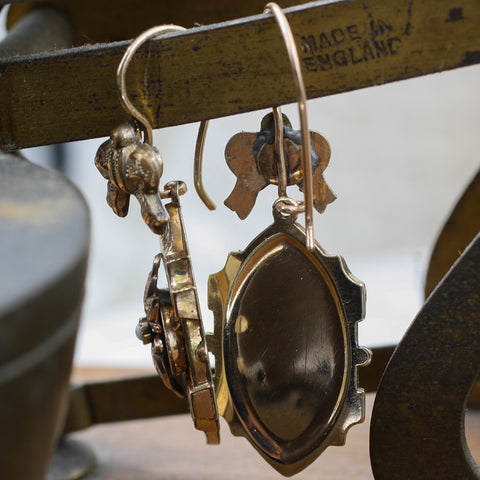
370, 233, 480, 479
46, 438, 95, 480
0, 151, 89, 479
137, 181, 220, 444
63, 374, 189, 434
425, 169, 480, 297
208, 206, 371, 476
0, 5, 74, 59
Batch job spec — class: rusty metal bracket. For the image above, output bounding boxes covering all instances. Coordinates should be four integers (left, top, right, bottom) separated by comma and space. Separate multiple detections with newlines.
0, 0, 479, 150
370, 233, 480, 479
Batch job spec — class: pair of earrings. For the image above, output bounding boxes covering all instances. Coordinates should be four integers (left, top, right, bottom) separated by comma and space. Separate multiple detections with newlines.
94, 4, 370, 476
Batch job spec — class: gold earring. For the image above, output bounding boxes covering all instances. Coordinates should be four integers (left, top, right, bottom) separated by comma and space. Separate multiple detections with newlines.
199, 3, 371, 475
94, 24, 219, 444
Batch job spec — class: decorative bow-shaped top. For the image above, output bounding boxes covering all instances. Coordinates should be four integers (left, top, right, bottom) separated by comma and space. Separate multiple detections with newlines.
224, 113, 336, 219
95, 122, 168, 234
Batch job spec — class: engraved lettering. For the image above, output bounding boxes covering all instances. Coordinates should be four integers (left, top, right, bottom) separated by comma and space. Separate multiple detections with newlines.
348, 47, 363, 64
363, 42, 375, 61
373, 40, 388, 58
301, 17, 402, 73
303, 56, 318, 72
333, 50, 348, 67
347, 24, 362, 41
301, 35, 318, 53
331, 28, 346, 46
388, 37, 401, 55
316, 54, 333, 70
369, 18, 393, 36
318, 32, 332, 49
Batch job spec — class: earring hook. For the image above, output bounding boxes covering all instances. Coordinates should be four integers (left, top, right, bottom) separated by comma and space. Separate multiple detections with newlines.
264, 2, 314, 251
194, 119, 216, 210
117, 24, 186, 146
193, 3, 314, 250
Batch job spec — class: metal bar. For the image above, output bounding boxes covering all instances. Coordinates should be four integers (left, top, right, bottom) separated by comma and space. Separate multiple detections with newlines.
1, 0, 479, 150
63, 375, 188, 434
61, 342, 480, 433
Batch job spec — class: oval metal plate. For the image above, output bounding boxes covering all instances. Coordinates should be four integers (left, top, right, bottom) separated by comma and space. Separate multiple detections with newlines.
224, 234, 348, 462
208, 213, 370, 476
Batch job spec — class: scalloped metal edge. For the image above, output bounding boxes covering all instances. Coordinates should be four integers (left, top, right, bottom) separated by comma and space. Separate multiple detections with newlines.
207, 212, 371, 475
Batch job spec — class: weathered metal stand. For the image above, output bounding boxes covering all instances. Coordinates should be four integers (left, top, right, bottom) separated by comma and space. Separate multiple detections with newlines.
0, 1, 479, 479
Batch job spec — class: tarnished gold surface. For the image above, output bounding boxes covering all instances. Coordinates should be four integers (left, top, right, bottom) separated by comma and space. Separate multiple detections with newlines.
138, 183, 219, 444
94, 122, 168, 234
208, 210, 370, 475
224, 113, 335, 220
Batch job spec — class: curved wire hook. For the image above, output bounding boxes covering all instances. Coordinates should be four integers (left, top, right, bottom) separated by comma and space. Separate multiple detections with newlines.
117, 24, 186, 146
194, 120, 216, 210
264, 2, 314, 251
194, 3, 314, 249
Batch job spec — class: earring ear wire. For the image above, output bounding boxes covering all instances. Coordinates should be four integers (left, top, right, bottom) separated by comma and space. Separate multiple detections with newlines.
264, 2, 314, 250
117, 24, 186, 146
194, 119, 216, 210
193, 3, 315, 250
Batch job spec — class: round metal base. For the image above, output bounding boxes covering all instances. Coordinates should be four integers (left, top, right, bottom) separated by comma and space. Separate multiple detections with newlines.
47, 438, 95, 480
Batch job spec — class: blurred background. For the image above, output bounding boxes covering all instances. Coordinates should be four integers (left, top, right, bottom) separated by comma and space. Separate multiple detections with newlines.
1, 9, 479, 368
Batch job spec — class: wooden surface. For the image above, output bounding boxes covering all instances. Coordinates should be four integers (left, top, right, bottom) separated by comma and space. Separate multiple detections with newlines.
1, 0, 480, 149
69, 368, 480, 479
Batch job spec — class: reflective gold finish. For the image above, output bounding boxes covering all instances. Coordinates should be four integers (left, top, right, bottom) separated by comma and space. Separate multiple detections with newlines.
99, 25, 219, 444
264, 2, 314, 250
194, 119, 216, 211
138, 182, 220, 444
193, 2, 334, 251
208, 209, 371, 475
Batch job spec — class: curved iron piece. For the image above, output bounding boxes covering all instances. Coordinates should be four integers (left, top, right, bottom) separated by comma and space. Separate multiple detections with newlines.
425, 168, 480, 298
370, 233, 480, 479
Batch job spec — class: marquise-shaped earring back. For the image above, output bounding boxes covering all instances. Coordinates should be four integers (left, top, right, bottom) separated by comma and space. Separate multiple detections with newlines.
204, 2, 371, 476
